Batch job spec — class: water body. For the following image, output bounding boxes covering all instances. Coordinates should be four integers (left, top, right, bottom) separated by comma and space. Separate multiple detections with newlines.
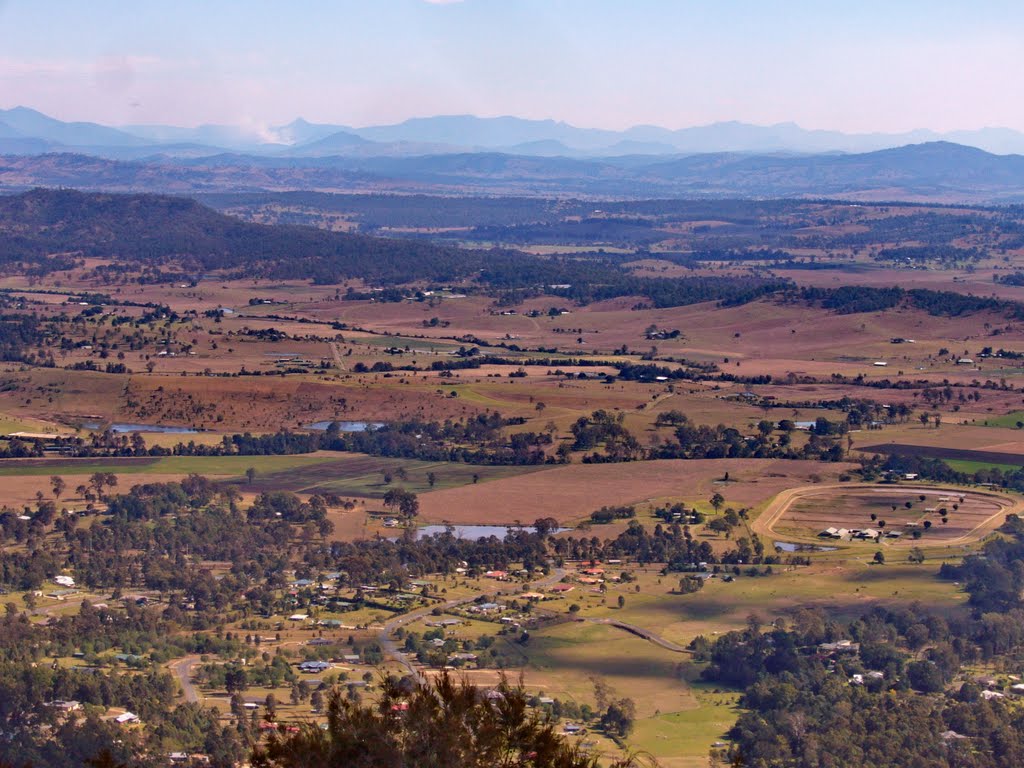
416, 524, 570, 540
774, 541, 837, 553
307, 421, 384, 432
81, 421, 198, 434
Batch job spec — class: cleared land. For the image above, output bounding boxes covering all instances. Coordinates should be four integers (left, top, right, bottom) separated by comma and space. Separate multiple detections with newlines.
416, 458, 856, 525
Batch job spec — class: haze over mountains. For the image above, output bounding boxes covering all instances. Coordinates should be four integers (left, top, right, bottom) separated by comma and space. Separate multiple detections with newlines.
5, 106, 1024, 158
3, 107, 1024, 202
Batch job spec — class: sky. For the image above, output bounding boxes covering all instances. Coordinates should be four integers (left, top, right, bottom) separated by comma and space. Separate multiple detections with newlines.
1, 0, 1022, 135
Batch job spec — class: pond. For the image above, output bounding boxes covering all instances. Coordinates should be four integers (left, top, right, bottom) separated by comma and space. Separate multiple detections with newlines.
307, 421, 384, 432
774, 541, 837, 553
81, 421, 198, 434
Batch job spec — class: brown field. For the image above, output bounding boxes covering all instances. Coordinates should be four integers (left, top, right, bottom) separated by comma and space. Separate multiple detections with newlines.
754, 483, 1019, 547
416, 458, 856, 525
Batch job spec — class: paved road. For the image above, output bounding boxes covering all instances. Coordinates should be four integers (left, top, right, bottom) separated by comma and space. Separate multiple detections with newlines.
584, 617, 689, 653
170, 655, 202, 703
378, 568, 567, 682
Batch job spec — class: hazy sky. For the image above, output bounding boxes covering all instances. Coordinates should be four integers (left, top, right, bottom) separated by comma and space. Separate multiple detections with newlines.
1, 0, 1021, 133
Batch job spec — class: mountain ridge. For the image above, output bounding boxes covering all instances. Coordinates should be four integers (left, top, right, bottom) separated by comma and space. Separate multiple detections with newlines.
5, 106, 1024, 158
2, 141, 1023, 203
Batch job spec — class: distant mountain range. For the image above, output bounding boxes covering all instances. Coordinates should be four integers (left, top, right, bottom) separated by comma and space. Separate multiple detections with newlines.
6, 106, 1024, 159
3, 141, 1024, 203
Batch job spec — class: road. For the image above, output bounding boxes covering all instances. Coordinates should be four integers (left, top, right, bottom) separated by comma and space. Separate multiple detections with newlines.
329, 341, 345, 374
169, 655, 202, 703
583, 617, 689, 653
378, 567, 566, 682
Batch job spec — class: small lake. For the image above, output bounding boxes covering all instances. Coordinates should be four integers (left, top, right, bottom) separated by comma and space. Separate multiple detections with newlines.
415, 524, 571, 540
774, 541, 837, 553
307, 421, 384, 432
81, 421, 198, 434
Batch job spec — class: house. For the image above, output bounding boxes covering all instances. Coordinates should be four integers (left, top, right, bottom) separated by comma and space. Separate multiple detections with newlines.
956, 358, 974, 365
873, 361, 888, 367
47, 700, 81, 712
54, 575, 76, 588
342, 654, 360, 663
484, 570, 509, 580
448, 653, 478, 663
818, 640, 860, 655
854, 528, 880, 540
298, 660, 331, 673
548, 584, 574, 593
115, 712, 139, 724
982, 690, 1005, 700
563, 723, 583, 734
308, 638, 333, 646
288, 614, 309, 622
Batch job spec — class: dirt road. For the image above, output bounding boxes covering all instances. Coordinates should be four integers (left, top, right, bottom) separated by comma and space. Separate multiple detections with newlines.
751, 482, 1022, 549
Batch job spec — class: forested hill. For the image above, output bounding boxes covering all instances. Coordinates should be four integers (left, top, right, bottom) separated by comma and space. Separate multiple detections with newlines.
0, 188, 518, 284
0, 189, 786, 308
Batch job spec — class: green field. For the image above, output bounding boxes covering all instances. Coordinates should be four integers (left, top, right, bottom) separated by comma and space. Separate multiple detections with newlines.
980, 411, 1024, 428
0, 452, 549, 499
945, 458, 1022, 474
249, 457, 547, 496
0, 453, 342, 477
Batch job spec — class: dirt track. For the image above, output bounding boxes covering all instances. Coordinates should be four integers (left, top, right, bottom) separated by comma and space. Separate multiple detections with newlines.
751, 482, 1023, 549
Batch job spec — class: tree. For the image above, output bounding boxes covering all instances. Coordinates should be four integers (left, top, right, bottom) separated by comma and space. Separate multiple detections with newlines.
384, 488, 419, 520
246, 467, 257, 485
224, 667, 248, 694
709, 492, 725, 514
617, 595, 625, 609
252, 672, 639, 768
873, 550, 886, 565
600, 698, 636, 739
427, 472, 437, 488
50, 475, 66, 501
907, 547, 925, 564
678, 575, 704, 594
